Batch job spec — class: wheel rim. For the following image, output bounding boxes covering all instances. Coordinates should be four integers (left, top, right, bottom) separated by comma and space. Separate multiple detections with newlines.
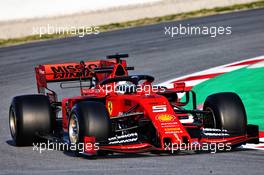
204, 107, 216, 128
69, 114, 79, 144
9, 109, 16, 138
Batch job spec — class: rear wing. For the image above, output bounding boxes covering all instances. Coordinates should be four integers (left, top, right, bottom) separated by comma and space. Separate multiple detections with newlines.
35, 59, 129, 93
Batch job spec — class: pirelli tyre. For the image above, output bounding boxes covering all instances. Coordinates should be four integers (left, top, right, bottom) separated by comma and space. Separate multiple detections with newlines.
203, 92, 247, 137
9, 95, 55, 146
68, 101, 111, 156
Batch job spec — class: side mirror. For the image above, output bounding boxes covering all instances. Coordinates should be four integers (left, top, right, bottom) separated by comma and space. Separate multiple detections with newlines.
173, 82, 185, 92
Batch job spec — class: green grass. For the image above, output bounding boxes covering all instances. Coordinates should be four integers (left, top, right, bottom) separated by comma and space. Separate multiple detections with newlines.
1, 0, 264, 47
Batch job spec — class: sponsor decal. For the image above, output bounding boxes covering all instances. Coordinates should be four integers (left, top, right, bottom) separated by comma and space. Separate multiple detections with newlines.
108, 133, 138, 144
49, 64, 98, 79
202, 133, 229, 137
165, 127, 183, 134
202, 128, 228, 132
152, 105, 167, 112
107, 101, 113, 115
161, 122, 178, 125
156, 114, 175, 122
165, 127, 181, 131
160, 122, 178, 128
202, 128, 229, 137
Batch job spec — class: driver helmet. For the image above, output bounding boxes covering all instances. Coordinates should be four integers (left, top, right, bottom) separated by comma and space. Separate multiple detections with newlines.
115, 81, 136, 94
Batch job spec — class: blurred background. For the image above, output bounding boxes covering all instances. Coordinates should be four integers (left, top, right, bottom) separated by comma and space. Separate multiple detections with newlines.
0, 0, 259, 39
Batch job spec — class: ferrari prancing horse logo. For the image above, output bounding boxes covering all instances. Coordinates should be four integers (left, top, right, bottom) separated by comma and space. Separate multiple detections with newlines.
107, 101, 113, 115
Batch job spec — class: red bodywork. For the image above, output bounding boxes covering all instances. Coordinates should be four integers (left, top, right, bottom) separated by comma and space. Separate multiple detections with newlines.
34, 57, 259, 155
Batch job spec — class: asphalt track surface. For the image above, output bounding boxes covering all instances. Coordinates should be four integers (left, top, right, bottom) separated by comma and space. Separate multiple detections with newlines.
1, 8, 264, 175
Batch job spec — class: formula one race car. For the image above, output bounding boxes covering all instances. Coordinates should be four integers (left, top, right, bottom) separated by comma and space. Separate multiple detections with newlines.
9, 54, 259, 156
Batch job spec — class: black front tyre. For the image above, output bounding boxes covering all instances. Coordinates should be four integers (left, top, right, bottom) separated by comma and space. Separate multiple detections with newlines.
9, 95, 55, 146
68, 101, 111, 156
203, 92, 247, 136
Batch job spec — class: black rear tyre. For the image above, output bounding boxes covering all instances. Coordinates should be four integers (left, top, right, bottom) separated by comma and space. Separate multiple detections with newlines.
203, 92, 247, 136
9, 95, 55, 146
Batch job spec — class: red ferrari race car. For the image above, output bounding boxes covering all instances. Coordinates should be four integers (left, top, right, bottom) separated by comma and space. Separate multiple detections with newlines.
9, 54, 259, 156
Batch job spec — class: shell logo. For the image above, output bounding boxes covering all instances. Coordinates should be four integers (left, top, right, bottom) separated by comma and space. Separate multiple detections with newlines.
156, 114, 175, 122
